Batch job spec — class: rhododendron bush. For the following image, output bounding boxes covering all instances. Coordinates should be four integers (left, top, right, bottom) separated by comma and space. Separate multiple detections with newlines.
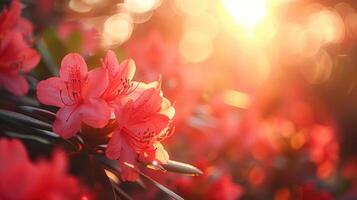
1, 0, 357, 199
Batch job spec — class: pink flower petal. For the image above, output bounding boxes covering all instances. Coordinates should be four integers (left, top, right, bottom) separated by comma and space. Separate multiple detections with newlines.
36, 77, 65, 107
132, 88, 162, 119
114, 99, 134, 126
106, 130, 123, 160
80, 99, 110, 128
0, 1, 21, 32
82, 67, 108, 100
53, 105, 82, 138
129, 113, 169, 135
0, 32, 27, 68
118, 139, 139, 181
17, 18, 34, 37
59, 53, 88, 81
154, 142, 169, 163
125, 81, 159, 102
139, 142, 169, 164
19, 48, 40, 72
101, 51, 136, 103
102, 50, 136, 79
0, 73, 28, 96
119, 59, 136, 81
102, 50, 120, 75
159, 97, 175, 119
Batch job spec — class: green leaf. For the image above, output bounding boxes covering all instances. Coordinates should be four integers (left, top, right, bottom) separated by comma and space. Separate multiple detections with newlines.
0, 91, 39, 107
0, 109, 52, 130
18, 106, 56, 123
4, 131, 51, 144
30, 128, 58, 138
161, 160, 203, 176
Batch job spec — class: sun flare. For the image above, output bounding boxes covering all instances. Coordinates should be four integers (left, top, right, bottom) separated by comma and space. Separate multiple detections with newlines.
221, 0, 267, 28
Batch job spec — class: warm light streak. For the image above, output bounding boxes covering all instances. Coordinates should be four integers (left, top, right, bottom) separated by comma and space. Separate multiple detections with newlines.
221, 0, 267, 28
83, 0, 102, 5
124, 0, 160, 14
104, 169, 119, 183
223, 90, 251, 109
69, 0, 92, 13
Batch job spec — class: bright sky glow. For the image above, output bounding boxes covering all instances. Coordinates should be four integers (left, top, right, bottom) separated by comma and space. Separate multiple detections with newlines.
221, 0, 267, 28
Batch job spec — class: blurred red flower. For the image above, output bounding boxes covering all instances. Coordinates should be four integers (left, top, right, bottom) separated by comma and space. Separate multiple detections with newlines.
0, 138, 83, 199
206, 176, 244, 200
168, 160, 243, 200
0, 0, 33, 42
0, 32, 40, 96
0, 0, 40, 96
299, 183, 333, 200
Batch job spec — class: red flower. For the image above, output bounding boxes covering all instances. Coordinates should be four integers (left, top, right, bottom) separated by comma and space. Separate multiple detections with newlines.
100, 50, 136, 107
0, 0, 34, 42
36, 50, 176, 181
167, 160, 244, 200
206, 176, 244, 200
106, 85, 175, 181
0, 31, 40, 96
0, 138, 83, 199
36, 53, 111, 138
0, 1, 39, 96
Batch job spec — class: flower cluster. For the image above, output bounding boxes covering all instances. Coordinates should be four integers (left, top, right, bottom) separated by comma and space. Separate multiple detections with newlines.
0, 1, 40, 96
0, 138, 84, 199
174, 163, 243, 200
36, 50, 175, 181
